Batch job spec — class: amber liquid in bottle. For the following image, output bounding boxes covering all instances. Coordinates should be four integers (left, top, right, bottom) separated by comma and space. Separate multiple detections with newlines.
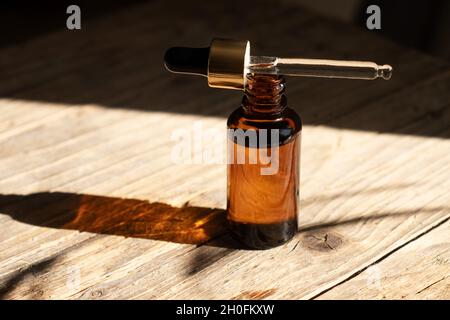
227, 74, 302, 249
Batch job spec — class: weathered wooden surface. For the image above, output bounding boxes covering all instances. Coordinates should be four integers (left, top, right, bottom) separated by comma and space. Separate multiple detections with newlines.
318, 220, 450, 299
0, 0, 449, 299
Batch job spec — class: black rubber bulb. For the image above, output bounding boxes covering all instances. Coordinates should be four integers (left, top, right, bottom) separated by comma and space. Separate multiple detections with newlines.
164, 46, 210, 76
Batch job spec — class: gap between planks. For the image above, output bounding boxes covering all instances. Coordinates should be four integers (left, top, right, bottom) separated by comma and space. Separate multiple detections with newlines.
308, 214, 450, 299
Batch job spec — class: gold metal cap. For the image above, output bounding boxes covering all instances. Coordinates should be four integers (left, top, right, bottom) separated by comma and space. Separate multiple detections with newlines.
207, 39, 250, 90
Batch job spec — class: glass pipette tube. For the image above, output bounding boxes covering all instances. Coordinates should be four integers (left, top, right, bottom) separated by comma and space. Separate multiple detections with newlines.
248, 56, 392, 80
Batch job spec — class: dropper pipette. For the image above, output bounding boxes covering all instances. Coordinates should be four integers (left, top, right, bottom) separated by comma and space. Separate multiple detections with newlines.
164, 39, 392, 89
248, 56, 392, 80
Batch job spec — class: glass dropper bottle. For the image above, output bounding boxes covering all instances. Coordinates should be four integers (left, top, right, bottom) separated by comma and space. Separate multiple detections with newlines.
164, 39, 392, 249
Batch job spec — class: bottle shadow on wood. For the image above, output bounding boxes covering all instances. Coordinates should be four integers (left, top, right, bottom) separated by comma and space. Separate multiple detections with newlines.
0, 192, 243, 248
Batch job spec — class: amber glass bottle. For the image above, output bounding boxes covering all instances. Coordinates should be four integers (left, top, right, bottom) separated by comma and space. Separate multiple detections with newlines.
227, 74, 302, 249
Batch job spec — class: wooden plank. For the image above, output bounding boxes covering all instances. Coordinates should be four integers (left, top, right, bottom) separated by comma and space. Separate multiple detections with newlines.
317, 220, 450, 299
0, 0, 449, 299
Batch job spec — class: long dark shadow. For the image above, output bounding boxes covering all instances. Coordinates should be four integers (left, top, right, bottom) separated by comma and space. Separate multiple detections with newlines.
0, 192, 236, 247
0, 255, 59, 299
1, 191, 447, 277
2, 191, 446, 246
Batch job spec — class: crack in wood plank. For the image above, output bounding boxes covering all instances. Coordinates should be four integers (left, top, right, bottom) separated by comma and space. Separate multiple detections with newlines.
309, 215, 450, 299
416, 276, 447, 295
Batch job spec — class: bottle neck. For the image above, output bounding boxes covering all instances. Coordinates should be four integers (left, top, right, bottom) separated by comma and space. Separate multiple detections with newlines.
242, 74, 286, 114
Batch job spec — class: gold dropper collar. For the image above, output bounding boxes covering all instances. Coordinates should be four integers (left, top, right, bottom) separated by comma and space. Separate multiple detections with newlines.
207, 39, 250, 90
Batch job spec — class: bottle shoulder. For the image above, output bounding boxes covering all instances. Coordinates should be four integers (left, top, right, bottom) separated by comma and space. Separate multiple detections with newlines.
227, 106, 302, 133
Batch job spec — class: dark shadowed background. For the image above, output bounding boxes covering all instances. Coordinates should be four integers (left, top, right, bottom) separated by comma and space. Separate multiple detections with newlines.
1, 0, 449, 139
1, 0, 449, 60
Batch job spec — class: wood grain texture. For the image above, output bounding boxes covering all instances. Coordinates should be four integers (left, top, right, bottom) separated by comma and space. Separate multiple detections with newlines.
0, 0, 449, 299
318, 220, 450, 299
